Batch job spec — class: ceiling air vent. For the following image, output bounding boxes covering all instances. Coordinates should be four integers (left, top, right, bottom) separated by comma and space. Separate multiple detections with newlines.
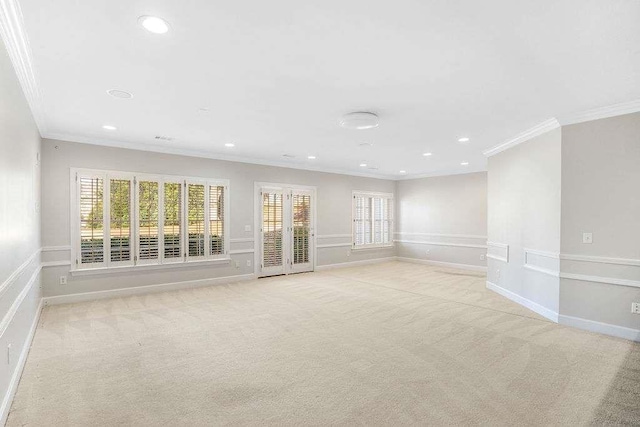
154, 135, 174, 141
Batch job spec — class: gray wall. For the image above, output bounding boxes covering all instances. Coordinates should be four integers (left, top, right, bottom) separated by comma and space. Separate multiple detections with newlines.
395, 172, 487, 268
559, 112, 640, 332
0, 39, 42, 422
487, 128, 562, 316
40, 139, 395, 297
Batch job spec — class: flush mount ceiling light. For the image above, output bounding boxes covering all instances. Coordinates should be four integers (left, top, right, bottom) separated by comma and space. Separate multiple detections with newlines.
102, 125, 117, 130
307, 155, 316, 160
423, 152, 432, 156
139, 15, 170, 34
224, 143, 235, 148
107, 89, 133, 99
458, 137, 470, 143
339, 112, 379, 130
461, 161, 469, 166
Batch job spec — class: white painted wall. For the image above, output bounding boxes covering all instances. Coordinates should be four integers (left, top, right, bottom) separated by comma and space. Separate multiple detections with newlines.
559, 112, 640, 334
487, 128, 562, 318
40, 139, 396, 297
0, 39, 42, 424
395, 172, 487, 269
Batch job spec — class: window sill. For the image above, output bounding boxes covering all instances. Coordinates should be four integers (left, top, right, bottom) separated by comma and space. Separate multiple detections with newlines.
70, 257, 232, 277
351, 244, 395, 251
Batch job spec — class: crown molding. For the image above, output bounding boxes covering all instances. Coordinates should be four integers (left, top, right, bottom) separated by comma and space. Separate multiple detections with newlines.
395, 168, 487, 181
483, 118, 560, 157
557, 99, 640, 126
43, 132, 399, 181
0, 0, 47, 134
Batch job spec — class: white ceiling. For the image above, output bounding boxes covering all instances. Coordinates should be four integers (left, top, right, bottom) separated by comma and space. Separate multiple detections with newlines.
14, 0, 640, 179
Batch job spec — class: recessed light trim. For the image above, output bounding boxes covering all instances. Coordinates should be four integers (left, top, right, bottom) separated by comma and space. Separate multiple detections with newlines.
102, 125, 117, 131
339, 112, 379, 130
399, 170, 406, 174
307, 155, 316, 160
224, 143, 235, 148
461, 161, 469, 166
458, 137, 470, 143
139, 15, 170, 34
107, 89, 133, 99
359, 163, 367, 167
423, 152, 432, 156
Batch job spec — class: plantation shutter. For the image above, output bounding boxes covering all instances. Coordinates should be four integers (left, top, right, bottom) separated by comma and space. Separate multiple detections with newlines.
137, 179, 160, 264
109, 177, 133, 266
187, 182, 206, 259
162, 180, 183, 262
209, 184, 225, 256
79, 175, 105, 267
352, 192, 394, 249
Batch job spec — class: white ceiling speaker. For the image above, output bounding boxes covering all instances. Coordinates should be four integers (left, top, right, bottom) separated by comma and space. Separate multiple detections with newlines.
339, 112, 379, 130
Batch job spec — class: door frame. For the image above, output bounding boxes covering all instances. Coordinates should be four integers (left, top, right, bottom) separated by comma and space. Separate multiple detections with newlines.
254, 182, 317, 277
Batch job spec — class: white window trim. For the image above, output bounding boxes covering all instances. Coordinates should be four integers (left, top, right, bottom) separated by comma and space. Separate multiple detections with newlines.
351, 190, 394, 250
70, 168, 230, 274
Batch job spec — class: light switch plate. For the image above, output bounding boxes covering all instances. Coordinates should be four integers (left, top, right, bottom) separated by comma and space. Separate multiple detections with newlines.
582, 233, 593, 244
632, 302, 640, 314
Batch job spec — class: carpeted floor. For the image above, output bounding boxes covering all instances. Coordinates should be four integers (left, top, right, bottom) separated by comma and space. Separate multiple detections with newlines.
8, 261, 640, 426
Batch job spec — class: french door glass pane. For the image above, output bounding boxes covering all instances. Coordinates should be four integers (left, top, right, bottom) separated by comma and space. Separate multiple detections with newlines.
293, 194, 310, 264
110, 179, 131, 262
80, 177, 104, 264
262, 193, 283, 268
164, 182, 182, 259
139, 181, 159, 260
188, 184, 205, 257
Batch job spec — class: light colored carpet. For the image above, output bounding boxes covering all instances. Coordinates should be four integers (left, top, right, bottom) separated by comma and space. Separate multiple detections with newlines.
8, 261, 640, 426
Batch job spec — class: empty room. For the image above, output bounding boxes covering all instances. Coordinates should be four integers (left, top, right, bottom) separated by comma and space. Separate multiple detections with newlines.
1, 0, 639, 425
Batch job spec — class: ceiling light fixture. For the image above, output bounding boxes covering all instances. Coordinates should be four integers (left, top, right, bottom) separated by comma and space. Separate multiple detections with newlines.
339, 112, 379, 130
359, 163, 367, 167
107, 89, 133, 99
423, 152, 432, 156
139, 16, 170, 34
458, 137, 470, 143
307, 155, 316, 160
225, 143, 235, 148
461, 161, 469, 166
102, 125, 117, 130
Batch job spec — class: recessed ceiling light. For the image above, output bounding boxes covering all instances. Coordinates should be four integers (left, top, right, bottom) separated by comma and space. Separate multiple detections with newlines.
458, 137, 470, 143
339, 112, 379, 130
461, 161, 469, 166
399, 170, 406, 174
307, 155, 316, 160
358, 142, 373, 147
102, 125, 117, 131
359, 163, 367, 167
225, 143, 235, 148
282, 154, 296, 159
107, 89, 133, 99
423, 152, 432, 156
139, 16, 170, 34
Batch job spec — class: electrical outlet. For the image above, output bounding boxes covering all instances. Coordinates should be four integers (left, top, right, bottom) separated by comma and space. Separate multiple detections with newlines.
7, 344, 12, 365
246, 260, 251, 267
480, 254, 486, 261
59, 276, 67, 285
234, 261, 240, 268
496, 269, 501, 279
347, 250, 351, 257
425, 249, 430, 256
244, 225, 251, 232
632, 302, 640, 314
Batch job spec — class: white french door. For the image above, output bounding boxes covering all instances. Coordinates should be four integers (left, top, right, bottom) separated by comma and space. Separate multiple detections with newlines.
256, 184, 315, 277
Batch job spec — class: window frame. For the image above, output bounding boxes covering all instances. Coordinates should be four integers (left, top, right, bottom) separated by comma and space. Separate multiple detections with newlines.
70, 168, 230, 275
351, 191, 394, 250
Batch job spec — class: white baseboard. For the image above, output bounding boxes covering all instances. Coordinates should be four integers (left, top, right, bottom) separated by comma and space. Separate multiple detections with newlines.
397, 257, 487, 273
1, 298, 43, 426
43, 274, 257, 305
315, 257, 396, 271
486, 281, 559, 322
559, 314, 640, 343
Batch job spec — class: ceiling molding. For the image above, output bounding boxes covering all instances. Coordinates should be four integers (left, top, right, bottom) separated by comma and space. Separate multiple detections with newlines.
557, 99, 640, 126
43, 132, 399, 181
0, 0, 47, 134
395, 168, 487, 181
482, 118, 560, 157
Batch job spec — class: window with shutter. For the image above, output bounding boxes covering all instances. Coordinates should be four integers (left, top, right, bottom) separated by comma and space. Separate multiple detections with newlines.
72, 169, 230, 272
352, 191, 394, 249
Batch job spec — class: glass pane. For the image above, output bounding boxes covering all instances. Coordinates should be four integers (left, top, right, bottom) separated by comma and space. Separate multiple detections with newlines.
164, 182, 182, 259
209, 185, 224, 255
139, 181, 159, 260
262, 192, 283, 268
188, 184, 205, 257
293, 194, 310, 264
110, 179, 131, 262
80, 177, 104, 264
